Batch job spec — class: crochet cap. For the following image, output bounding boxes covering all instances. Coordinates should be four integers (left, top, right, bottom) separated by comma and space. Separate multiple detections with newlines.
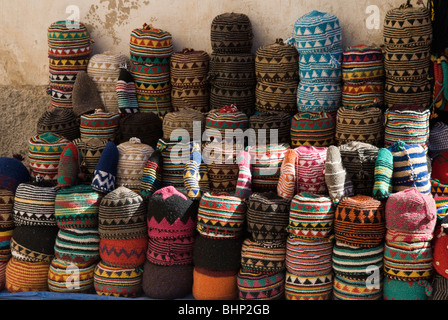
428, 121, 448, 157
91, 141, 119, 193
99, 237, 147, 268
291, 111, 335, 148
130, 23, 173, 64
210, 12, 253, 54
54, 228, 100, 267
333, 273, 383, 300
5, 257, 50, 293
432, 152, 448, 184
48, 258, 95, 293
0, 189, 14, 230
295, 145, 328, 195
73, 137, 108, 184
297, 81, 342, 113
249, 112, 292, 145
385, 188, 437, 243
162, 109, 205, 141
10, 225, 58, 263
342, 45, 384, 82
114, 112, 163, 149
0, 157, 30, 193
240, 238, 286, 274
237, 269, 285, 300
36, 107, 80, 142
284, 271, 333, 300
170, 48, 209, 88
383, 276, 432, 300
146, 236, 194, 266
204, 105, 249, 141
79, 109, 120, 140
192, 267, 238, 300
72, 71, 104, 117
57, 142, 81, 188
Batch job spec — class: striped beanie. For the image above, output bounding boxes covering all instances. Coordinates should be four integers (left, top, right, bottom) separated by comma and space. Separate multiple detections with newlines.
93, 261, 143, 297
210, 12, 253, 54
146, 236, 194, 267
91, 141, 119, 193
79, 109, 121, 140
204, 105, 249, 140
98, 186, 147, 240
99, 237, 147, 269
72, 71, 104, 117
288, 193, 335, 240
192, 267, 239, 300
114, 112, 163, 149
297, 81, 342, 113
57, 142, 81, 188
5, 257, 50, 293
237, 269, 285, 300
197, 192, 247, 239
36, 107, 80, 142
295, 145, 328, 195
158, 139, 191, 190
10, 225, 58, 263
0, 189, 14, 230
140, 149, 163, 198
240, 238, 286, 274
249, 112, 291, 145
73, 137, 108, 184
284, 271, 333, 300
54, 184, 102, 229
334, 195, 386, 248
246, 192, 290, 247
333, 273, 383, 300
13, 182, 58, 227
342, 81, 385, 108
373, 147, 394, 200
48, 258, 95, 293
429, 121, 448, 157
342, 45, 384, 82
116, 137, 154, 191
0, 157, 30, 193
162, 109, 205, 141
383, 276, 432, 300
130, 23, 173, 65
299, 49, 343, 83
28, 132, 70, 182
290, 111, 335, 148
116, 67, 139, 114
335, 106, 384, 147
384, 240, 433, 281
54, 228, 100, 267
385, 188, 437, 243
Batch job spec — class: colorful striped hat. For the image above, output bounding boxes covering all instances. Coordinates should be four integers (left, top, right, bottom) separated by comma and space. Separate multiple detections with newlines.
79, 109, 121, 140
93, 261, 143, 298
372, 147, 394, 200
57, 142, 81, 188
246, 192, 290, 247
205, 105, 249, 140
249, 112, 292, 145
28, 132, 70, 182
99, 237, 147, 268
295, 145, 328, 195
10, 225, 58, 263
385, 188, 437, 243
299, 49, 343, 83
297, 81, 342, 113
284, 271, 333, 300
116, 67, 139, 114
73, 137, 108, 184
54, 228, 100, 267
290, 111, 335, 148
192, 267, 239, 300
54, 184, 102, 229
13, 182, 58, 227
140, 149, 163, 198
240, 238, 286, 274
288, 192, 335, 240
91, 141, 119, 193
0, 157, 30, 194
114, 112, 163, 149
237, 269, 285, 300
334, 195, 386, 248
48, 258, 96, 293
342, 82, 385, 108
146, 236, 195, 266
197, 192, 247, 239
129, 23, 173, 64
383, 276, 432, 300
210, 12, 253, 54
157, 139, 191, 190
98, 186, 147, 240
333, 273, 383, 300
5, 257, 50, 293
342, 45, 384, 82
36, 107, 80, 142
0, 189, 14, 230
0, 226, 13, 262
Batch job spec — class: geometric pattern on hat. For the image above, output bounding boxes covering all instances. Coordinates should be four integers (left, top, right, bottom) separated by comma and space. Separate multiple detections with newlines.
146, 236, 194, 266
54, 228, 100, 267
284, 271, 333, 300
130, 23, 173, 65
298, 49, 343, 83
91, 141, 119, 194
294, 145, 329, 195
333, 273, 383, 300
432, 273, 448, 300
10, 226, 59, 263
255, 81, 298, 115
48, 258, 95, 293
0, 189, 14, 229
5, 257, 50, 293
36, 107, 80, 142
432, 179, 448, 200
210, 12, 253, 54
237, 269, 285, 300
99, 237, 147, 269
384, 78, 432, 109
290, 111, 336, 148
79, 109, 121, 140
73, 137, 108, 184
296, 81, 342, 113
240, 238, 286, 274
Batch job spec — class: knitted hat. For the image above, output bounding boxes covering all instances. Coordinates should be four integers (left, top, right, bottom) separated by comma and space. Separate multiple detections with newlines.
57, 142, 81, 188
0, 262, 6, 291
116, 138, 154, 191
171, 85, 210, 113
162, 109, 205, 141
235, 150, 252, 199
79, 109, 120, 140
0, 189, 14, 230
209, 83, 256, 116
184, 142, 210, 200
237, 269, 285, 300
197, 192, 247, 239
249, 112, 291, 145
204, 105, 249, 140
72, 71, 104, 117
0, 157, 30, 193
170, 49, 210, 88
385, 188, 437, 243
91, 141, 119, 193
246, 192, 290, 247
98, 186, 147, 240
28, 132, 70, 182
284, 271, 333, 300
157, 139, 191, 191
383, 276, 432, 300
288, 192, 335, 240
192, 267, 238, 300
297, 81, 342, 113
36, 107, 80, 142
116, 67, 139, 114
384, 240, 433, 281
193, 234, 243, 271
140, 149, 163, 198
73, 137, 108, 184
142, 261, 193, 299
291, 111, 335, 148
146, 236, 195, 266
299, 49, 343, 83
5, 257, 50, 293
334, 195, 386, 248
342, 45, 384, 82
10, 226, 58, 263
384, 79, 432, 109
146, 186, 197, 240
240, 238, 286, 273
48, 258, 96, 293
295, 145, 328, 195
54, 184, 102, 229
54, 228, 100, 267
431, 274, 448, 300
342, 82, 385, 108
99, 237, 147, 268
129, 23, 173, 65
432, 152, 448, 184
255, 81, 298, 116
93, 261, 143, 297
325, 145, 348, 203
209, 52, 256, 87
333, 273, 383, 300
0, 227, 12, 263
114, 112, 163, 149
13, 182, 58, 227
429, 122, 448, 157
210, 12, 253, 54
277, 149, 298, 201
373, 147, 394, 200
384, 45, 430, 82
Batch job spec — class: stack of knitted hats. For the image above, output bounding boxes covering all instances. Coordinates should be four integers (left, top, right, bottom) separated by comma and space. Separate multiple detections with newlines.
383, 188, 436, 300
87, 52, 128, 114
47, 20, 92, 109
79, 109, 120, 141
341, 45, 385, 108
254, 39, 299, 115
193, 192, 247, 300
284, 193, 335, 300
36, 108, 80, 142
143, 186, 197, 299
95, 186, 147, 297
238, 193, 289, 300
7, 180, 59, 293
129, 23, 173, 116
170, 48, 210, 113
383, 3, 433, 108
209, 13, 256, 115
333, 195, 386, 299
50, 184, 102, 293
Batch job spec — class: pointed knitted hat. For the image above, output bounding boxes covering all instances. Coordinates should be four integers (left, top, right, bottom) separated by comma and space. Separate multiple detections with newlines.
36, 107, 80, 142
140, 149, 163, 198
72, 71, 104, 117
57, 142, 81, 188
91, 141, 119, 193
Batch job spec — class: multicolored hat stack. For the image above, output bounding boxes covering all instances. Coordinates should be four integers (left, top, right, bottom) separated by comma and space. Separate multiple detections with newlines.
129, 23, 173, 116
114, 112, 163, 149
204, 105, 249, 141
28, 132, 70, 183
73, 137, 108, 184
170, 48, 210, 113
209, 13, 255, 115
193, 192, 247, 300
383, 4, 433, 108
47, 20, 92, 109
255, 39, 299, 115
116, 67, 139, 114
335, 106, 384, 147
144, 186, 197, 299
249, 112, 292, 145
290, 111, 336, 148
95, 186, 147, 297
342, 45, 385, 108
162, 109, 205, 141
79, 109, 120, 141
87, 52, 128, 113
36, 107, 80, 142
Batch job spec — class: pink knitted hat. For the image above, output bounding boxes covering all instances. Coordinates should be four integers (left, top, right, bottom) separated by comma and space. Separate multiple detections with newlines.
385, 188, 437, 243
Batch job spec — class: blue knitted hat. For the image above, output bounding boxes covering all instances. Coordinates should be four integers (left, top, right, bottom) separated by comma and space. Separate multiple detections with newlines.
0, 157, 30, 193
297, 81, 342, 112
299, 49, 343, 83
91, 141, 119, 193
